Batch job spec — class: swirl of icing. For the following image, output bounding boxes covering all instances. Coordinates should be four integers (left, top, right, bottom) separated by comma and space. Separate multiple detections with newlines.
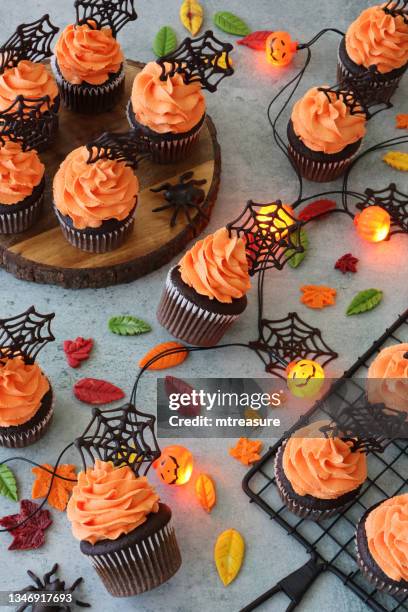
367, 343, 408, 412
131, 61, 206, 134
365, 494, 408, 581
0, 356, 50, 427
53, 146, 139, 229
0, 60, 58, 113
179, 227, 251, 303
54, 23, 123, 85
0, 142, 44, 205
67, 460, 160, 544
346, 6, 408, 74
282, 420, 367, 499
291, 86, 366, 154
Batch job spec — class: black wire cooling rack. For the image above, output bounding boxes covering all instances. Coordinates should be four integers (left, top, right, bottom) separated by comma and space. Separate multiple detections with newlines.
242, 308, 408, 612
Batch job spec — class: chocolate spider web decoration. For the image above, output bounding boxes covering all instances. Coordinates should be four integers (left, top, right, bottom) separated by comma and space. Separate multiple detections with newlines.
383, 0, 408, 23
86, 129, 151, 168
74, 403, 161, 476
0, 95, 58, 151
0, 15, 58, 73
75, 0, 137, 37
249, 313, 338, 378
0, 306, 55, 363
226, 200, 305, 275
156, 30, 234, 92
356, 183, 408, 235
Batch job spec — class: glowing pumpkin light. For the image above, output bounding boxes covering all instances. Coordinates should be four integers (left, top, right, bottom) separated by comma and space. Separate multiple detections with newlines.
153, 445, 193, 485
266, 31, 297, 67
287, 359, 325, 399
257, 203, 295, 239
354, 206, 391, 243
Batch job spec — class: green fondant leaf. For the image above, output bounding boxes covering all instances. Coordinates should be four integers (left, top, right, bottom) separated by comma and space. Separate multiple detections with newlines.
109, 316, 152, 336
346, 289, 383, 316
0, 464, 18, 502
287, 228, 309, 269
153, 26, 178, 58
213, 12, 251, 36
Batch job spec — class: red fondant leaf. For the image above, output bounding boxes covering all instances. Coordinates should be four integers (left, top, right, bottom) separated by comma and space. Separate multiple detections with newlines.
63, 337, 93, 368
335, 253, 359, 274
237, 30, 273, 50
73, 378, 125, 405
0, 499, 52, 550
298, 199, 336, 222
164, 376, 201, 417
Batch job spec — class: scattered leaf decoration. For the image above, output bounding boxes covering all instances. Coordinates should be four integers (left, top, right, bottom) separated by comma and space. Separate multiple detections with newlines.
0, 464, 18, 502
0, 499, 52, 550
109, 315, 151, 336
73, 378, 125, 405
139, 341, 188, 370
346, 289, 383, 316
153, 26, 177, 58
287, 227, 309, 268
237, 30, 273, 50
298, 199, 337, 222
164, 376, 201, 416
244, 407, 262, 423
396, 114, 408, 129
214, 528, 245, 586
335, 253, 359, 274
300, 285, 337, 309
63, 337, 93, 368
229, 437, 263, 465
32, 464, 77, 512
180, 0, 203, 36
213, 11, 251, 36
383, 151, 408, 171
195, 473, 216, 513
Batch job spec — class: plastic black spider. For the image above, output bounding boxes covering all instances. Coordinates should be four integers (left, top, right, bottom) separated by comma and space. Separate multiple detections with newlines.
151, 171, 208, 228
16, 564, 90, 611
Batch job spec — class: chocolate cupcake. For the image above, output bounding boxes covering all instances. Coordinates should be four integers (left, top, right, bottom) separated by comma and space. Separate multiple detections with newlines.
287, 86, 366, 182
356, 494, 408, 596
338, 5, 408, 105
274, 420, 367, 521
0, 356, 54, 448
53, 145, 139, 253
157, 227, 251, 347
67, 460, 182, 597
0, 141, 45, 234
367, 344, 408, 414
127, 61, 206, 164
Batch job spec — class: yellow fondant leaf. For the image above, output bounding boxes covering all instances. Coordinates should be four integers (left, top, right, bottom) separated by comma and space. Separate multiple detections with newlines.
383, 151, 408, 172
180, 0, 203, 36
195, 473, 216, 513
214, 528, 245, 586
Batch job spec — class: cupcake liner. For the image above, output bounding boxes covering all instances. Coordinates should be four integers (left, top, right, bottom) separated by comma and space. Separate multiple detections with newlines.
0, 389, 54, 449
126, 101, 205, 164
157, 266, 242, 347
287, 142, 361, 182
0, 189, 44, 234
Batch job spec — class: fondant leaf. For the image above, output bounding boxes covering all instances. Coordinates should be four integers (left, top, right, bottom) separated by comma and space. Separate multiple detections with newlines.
74, 379, 125, 405
346, 289, 383, 316
0, 464, 18, 502
153, 26, 177, 58
237, 30, 273, 50
180, 0, 203, 36
383, 151, 408, 172
287, 227, 308, 268
195, 474, 216, 513
214, 528, 245, 586
213, 11, 251, 36
139, 342, 188, 370
298, 199, 336, 222
109, 315, 151, 336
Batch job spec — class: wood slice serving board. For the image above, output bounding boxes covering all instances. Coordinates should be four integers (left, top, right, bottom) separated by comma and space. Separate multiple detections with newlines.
0, 60, 221, 289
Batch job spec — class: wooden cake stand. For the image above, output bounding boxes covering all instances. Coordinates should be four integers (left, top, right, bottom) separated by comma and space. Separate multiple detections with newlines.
0, 60, 221, 289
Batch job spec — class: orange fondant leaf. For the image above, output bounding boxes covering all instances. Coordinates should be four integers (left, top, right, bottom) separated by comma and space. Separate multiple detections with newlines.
138, 341, 188, 370
31, 464, 77, 512
229, 437, 263, 466
396, 114, 408, 129
300, 285, 337, 309
195, 473, 216, 513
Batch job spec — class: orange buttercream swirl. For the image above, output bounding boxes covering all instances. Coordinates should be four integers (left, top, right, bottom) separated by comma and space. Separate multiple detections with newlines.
346, 5, 408, 73
291, 86, 367, 154
53, 146, 139, 229
282, 420, 367, 500
67, 460, 160, 544
366, 494, 408, 581
367, 343, 408, 412
0, 356, 50, 427
179, 227, 251, 303
131, 61, 206, 134
0, 60, 58, 113
0, 142, 44, 205
55, 23, 123, 85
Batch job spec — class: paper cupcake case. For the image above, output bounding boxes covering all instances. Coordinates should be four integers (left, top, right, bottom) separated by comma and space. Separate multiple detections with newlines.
0, 390, 54, 449
287, 142, 361, 183
0, 191, 44, 234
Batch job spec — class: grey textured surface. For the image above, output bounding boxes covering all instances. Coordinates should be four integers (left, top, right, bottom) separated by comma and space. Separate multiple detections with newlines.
0, 1, 407, 611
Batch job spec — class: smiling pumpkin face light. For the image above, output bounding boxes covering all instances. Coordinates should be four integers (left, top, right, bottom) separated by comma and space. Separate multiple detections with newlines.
266, 31, 297, 67
153, 445, 194, 485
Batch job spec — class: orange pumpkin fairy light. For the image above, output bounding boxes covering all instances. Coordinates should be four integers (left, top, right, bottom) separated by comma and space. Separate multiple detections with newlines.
256, 202, 296, 239
265, 31, 297, 67
354, 206, 391, 243
153, 445, 193, 485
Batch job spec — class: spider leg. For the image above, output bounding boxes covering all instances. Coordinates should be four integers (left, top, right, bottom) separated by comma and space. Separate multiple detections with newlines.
16, 604, 28, 612
170, 206, 181, 227
152, 203, 174, 213
26, 572, 43, 589
183, 206, 193, 225
150, 183, 172, 193
43, 563, 59, 584
75, 600, 91, 608
190, 203, 209, 221
180, 171, 194, 183
192, 179, 207, 186
68, 577, 83, 592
